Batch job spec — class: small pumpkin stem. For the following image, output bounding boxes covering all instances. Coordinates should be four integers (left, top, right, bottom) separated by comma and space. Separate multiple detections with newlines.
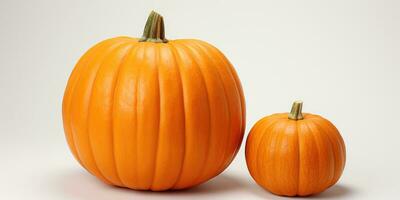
288, 100, 304, 120
139, 11, 168, 43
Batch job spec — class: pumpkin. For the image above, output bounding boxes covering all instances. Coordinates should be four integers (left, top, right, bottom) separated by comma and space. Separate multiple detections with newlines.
62, 11, 245, 191
245, 101, 345, 196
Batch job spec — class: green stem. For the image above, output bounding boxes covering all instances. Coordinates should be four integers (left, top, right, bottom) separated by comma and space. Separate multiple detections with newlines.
288, 100, 304, 120
139, 11, 168, 43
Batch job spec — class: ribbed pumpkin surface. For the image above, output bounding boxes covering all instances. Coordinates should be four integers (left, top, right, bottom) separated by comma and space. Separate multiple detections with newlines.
62, 37, 245, 191
245, 113, 345, 196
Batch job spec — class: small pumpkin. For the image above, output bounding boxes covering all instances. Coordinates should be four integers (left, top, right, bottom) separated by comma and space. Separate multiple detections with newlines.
62, 11, 245, 191
245, 101, 345, 196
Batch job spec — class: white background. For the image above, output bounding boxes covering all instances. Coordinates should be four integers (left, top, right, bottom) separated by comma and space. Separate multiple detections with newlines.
1, 0, 399, 199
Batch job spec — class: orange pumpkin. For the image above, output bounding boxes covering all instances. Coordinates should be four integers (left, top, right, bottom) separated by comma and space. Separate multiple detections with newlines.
62, 11, 245, 191
245, 101, 345, 196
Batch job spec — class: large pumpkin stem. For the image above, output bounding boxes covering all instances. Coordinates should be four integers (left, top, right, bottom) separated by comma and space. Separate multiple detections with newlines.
288, 100, 304, 120
139, 11, 168, 43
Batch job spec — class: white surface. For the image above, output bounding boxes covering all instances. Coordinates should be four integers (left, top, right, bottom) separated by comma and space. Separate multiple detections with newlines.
1, 0, 400, 199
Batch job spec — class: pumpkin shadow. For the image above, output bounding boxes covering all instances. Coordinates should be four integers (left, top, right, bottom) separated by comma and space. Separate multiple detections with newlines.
52, 169, 247, 200
164, 173, 247, 195
310, 184, 355, 199
51, 169, 355, 199
246, 182, 355, 199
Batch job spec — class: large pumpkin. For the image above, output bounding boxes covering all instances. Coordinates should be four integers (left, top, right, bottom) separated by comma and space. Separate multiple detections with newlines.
245, 101, 345, 196
62, 11, 245, 191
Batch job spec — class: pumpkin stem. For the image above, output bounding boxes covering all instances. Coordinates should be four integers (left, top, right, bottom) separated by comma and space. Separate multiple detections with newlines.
288, 100, 304, 120
139, 11, 168, 43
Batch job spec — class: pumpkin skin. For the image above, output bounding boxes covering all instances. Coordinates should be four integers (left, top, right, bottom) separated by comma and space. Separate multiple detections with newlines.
245, 102, 345, 196
62, 12, 245, 191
